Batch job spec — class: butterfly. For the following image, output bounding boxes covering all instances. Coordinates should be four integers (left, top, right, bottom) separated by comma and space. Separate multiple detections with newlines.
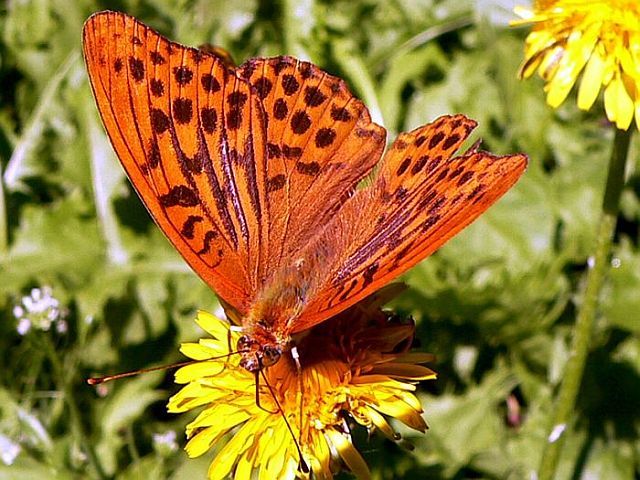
83, 11, 527, 374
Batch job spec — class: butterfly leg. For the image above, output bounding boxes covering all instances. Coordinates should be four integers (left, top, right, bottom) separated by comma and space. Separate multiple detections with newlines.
254, 367, 279, 414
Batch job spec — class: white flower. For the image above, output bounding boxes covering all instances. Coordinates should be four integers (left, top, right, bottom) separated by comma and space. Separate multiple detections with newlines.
16, 318, 31, 336
0, 434, 21, 466
153, 430, 178, 455
13, 286, 67, 334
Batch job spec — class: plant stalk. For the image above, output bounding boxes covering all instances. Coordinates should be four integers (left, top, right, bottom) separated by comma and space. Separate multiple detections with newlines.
41, 336, 109, 480
538, 126, 633, 480
0, 162, 7, 258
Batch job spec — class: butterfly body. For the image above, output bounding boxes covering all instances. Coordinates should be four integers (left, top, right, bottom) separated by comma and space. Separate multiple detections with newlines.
83, 11, 528, 374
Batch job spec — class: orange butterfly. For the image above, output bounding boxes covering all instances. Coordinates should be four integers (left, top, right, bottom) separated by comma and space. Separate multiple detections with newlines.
83, 11, 527, 374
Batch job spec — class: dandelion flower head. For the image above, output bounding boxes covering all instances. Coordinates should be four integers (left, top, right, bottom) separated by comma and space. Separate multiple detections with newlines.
168, 292, 435, 480
514, 0, 640, 130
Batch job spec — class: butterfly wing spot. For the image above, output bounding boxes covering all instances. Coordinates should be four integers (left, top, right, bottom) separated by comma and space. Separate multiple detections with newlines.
197, 230, 219, 255
150, 108, 170, 134
114, 57, 123, 73
173, 98, 193, 124
290, 110, 311, 134
457, 171, 474, 186
467, 184, 485, 200
330, 105, 352, 122
159, 185, 200, 207
147, 139, 161, 169
410, 155, 428, 175
393, 139, 408, 150
273, 98, 288, 120
428, 131, 445, 149
295, 161, 320, 176
226, 108, 243, 130
442, 134, 461, 150
201, 73, 221, 92
362, 262, 379, 288
315, 128, 336, 148
396, 157, 411, 176
128, 56, 144, 82
303, 86, 327, 107
266, 143, 281, 159
394, 187, 408, 200
252, 76, 273, 99
282, 145, 302, 159
149, 50, 165, 65
448, 166, 464, 180
281, 74, 299, 95
173, 66, 194, 85
298, 61, 315, 79
200, 108, 218, 134
272, 57, 295, 75
422, 214, 441, 231
267, 174, 286, 193
150, 78, 165, 97
227, 91, 248, 108
131, 35, 142, 46
181, 215, 204, 239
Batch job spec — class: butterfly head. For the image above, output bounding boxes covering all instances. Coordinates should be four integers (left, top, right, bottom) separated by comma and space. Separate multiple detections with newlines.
237, 330, 285, 372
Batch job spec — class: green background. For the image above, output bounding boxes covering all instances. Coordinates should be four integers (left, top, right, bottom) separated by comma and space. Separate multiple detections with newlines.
1, 0, 639, 478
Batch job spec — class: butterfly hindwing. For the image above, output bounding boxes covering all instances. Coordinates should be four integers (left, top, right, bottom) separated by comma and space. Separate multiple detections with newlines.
290, 115, 527, 331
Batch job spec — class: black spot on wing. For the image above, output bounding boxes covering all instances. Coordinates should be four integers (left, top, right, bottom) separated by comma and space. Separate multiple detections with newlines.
443, 133, 461, 150
173, 66, 194, 85
197, 230, 219, 255
267, 174, 286, 192
181, 215, 204, 239
160, 185, 199, 207
304, 86, 327, 107
273, 98, 288, 120
173, 98, 193, 124
151, 108, 170, 134
291, 110, 311, 134
129, 57, 144, 82
429, 131, 445, 149
296, 161, 320, 176
150, 78, 164, 97
201, 108, 217, 134
253, 77, 273, 99
201, 73, 221, 92
315, 128, 336, 148
282, 74, 299, 95
150, 51, 166, 65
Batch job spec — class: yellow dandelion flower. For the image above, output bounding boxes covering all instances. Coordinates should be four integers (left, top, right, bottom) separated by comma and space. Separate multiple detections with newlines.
514, 0, 640, 130
168, 295, 435, 480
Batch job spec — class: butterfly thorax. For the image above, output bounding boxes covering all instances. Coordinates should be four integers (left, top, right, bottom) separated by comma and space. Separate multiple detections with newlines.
236, 273, 308, 372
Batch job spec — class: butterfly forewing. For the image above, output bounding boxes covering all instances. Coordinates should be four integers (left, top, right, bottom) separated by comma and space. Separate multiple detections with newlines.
289, 115, 527, 332
83, 12, 261, 312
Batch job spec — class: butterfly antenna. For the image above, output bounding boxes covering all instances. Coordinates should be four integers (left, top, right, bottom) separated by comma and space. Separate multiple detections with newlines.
87, 350, 244, 385
258, 358, 310, 474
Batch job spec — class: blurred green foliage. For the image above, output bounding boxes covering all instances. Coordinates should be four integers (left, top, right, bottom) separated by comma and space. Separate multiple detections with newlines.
1, 0, 639, 479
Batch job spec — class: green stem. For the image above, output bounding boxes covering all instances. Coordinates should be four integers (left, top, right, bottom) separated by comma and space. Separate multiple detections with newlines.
0, 161, 7, 258
538, 127, 633, 480
280, 0, 306, 58
41, 336, 109, 480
